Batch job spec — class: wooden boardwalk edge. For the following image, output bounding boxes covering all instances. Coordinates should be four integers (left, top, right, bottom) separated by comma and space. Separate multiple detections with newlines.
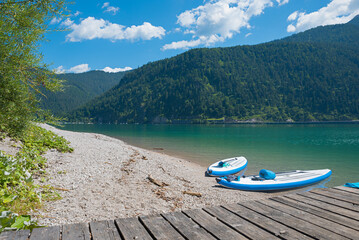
1, 186, 359, 240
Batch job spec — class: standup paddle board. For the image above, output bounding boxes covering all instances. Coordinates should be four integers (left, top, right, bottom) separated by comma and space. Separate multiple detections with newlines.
206, 156, 248, 177
216, 169, 332, 191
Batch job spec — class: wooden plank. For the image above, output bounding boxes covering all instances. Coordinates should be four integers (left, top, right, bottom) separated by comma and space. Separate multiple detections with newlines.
273, 196, 359, 231
115, 217, 152, 240
241, 201, 348, 240
260, 198, 359, 239
299, 191, 359, 212
0, 231, 16, 240
334, 186, 359, 195
140, 214, 184, 240
0, 230, 29, 240
222, 203, 311, 240
90, 220, 121, 240
12, 230, 29, 240
162, 211, 216, 240
310, 188, 359, 205
330, 187, 359, 196
204, 206, 279, 240
286, 193, 359, 220
329, 187, 359, 198
328, 188, 359, 200
62, 223, 91, 240
183, 209, 248, 240
30, 226, 61, 240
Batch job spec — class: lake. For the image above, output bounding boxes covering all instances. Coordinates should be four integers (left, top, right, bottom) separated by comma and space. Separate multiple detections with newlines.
59, 123, 359, 188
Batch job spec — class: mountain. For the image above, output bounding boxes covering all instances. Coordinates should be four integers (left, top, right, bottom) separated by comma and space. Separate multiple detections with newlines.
40, 70, 127, 116
69, 17, 359, 124
349, 14, 359, 26
277, 15, 359, 48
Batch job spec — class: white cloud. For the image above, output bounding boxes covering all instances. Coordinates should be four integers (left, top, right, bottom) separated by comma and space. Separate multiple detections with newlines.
102, 66, 132, 73
164, 0, 287, 50
162, 35, 225, 50
245, 32, 252, 37
162, 39, 203, 50
276, 0, 289, 6
61, 18, 74, 27
54, 66, 66, 74
177, 11, 196, 27
287, 0, 359, 32
50, 17, 62, 25
184, 29, 196, 35
73, 11, 81, 17
54, 65, 132, 74
287, 11, 298, 21
286, 24, 296, 32
102, 2, 120, 15
66, 17, 165, 42
69, 64, 91, 73
124, 22, 166, 40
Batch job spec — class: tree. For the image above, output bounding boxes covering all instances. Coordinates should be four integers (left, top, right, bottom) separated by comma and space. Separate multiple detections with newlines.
0, 0, 66, 136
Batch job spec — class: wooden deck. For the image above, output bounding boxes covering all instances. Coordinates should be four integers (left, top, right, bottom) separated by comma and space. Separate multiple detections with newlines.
1, 186, 359, 240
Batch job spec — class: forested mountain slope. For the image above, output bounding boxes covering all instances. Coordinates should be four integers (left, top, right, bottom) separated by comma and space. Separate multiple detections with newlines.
40, 70, 126, 115
278, 15, 359, 48
69, 17, 359, 123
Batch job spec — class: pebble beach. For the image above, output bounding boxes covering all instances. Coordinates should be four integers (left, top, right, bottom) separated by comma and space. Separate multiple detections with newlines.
2, 124, 282, 226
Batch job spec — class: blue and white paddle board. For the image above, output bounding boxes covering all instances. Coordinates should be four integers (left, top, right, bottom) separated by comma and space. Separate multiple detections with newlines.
206, 156, 247, 177
216, 169, 332, 191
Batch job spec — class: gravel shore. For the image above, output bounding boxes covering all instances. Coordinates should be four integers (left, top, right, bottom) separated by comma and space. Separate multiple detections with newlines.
2, 124, 283, 226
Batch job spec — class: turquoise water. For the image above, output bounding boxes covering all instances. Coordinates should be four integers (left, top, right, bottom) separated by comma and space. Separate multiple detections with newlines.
60, 124, 359, 187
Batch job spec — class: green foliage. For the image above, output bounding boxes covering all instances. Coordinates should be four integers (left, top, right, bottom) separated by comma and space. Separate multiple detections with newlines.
0, 0, 67, 137
70, 18, 359, 123
0, 124, 72, 233
0, 211, 38, 232
0, 151, 38, 214
19, 125, 73, 155
39, 70, 127, 116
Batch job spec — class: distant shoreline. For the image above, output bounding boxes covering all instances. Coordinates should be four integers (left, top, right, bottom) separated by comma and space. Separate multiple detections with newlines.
58, 120, 359, 125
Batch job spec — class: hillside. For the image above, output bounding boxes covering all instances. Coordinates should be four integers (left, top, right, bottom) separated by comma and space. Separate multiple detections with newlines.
278, 15, 359, 48
40, 70, 126, 116
69, 17, 359, 124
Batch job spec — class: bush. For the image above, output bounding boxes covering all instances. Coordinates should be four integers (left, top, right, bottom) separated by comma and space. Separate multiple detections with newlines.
0, 211, 38, 233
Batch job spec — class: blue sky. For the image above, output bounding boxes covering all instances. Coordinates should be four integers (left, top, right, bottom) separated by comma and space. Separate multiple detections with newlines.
42, 0, 359, 73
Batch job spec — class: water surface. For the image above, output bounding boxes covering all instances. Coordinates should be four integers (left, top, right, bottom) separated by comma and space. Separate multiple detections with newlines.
60, 123, 359, 187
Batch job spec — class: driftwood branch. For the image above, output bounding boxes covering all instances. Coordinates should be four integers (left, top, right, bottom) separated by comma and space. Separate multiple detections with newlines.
147, 175, 169, 187
53, 187, 70, 191
183, 190, 202, 197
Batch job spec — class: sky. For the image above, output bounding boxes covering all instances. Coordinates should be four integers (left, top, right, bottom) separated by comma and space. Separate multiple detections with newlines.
42, 0, 359, 74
